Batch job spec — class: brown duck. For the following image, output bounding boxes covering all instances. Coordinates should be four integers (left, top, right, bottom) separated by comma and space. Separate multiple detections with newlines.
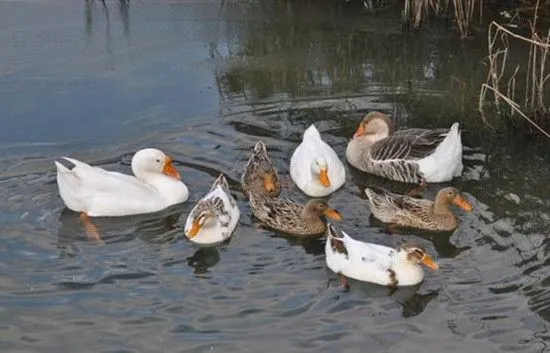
364, 187, 472, 231
249, 196, 342, 236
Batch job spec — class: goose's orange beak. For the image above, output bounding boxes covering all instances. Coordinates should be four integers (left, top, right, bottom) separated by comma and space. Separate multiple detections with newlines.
163, 156, 181, 180
324, 208, 342, 221
263, 174, 275, 194
453, 195, 472, 212
421, 255, 439, 271
353, 124, 366, 139
319, 168, 330, 187
186, 220, 200, 238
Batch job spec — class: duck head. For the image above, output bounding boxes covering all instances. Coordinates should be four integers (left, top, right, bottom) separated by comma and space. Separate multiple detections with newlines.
186, 208, 216, 238
303, 199, 342, 221
352, 112, 394, 140
398, 244, 439, 270
132, 148, 181, 180
435, 187, 473, 212
310, 156, 330, 188
244, 140, 280, 196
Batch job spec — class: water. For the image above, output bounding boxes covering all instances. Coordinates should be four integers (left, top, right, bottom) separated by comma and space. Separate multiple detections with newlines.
1, 0, 549, 352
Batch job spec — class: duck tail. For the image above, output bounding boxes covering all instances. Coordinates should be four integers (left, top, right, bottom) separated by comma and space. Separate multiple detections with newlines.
253, 140, 267, 154
364, 186, 386, 201
212, 173, 229, 192
326, 223, 344, 241
303, 124, 320, 139
54, 157, 76, 173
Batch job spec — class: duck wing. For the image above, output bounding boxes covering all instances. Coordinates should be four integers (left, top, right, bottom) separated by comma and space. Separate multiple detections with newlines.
55, 157, 151, 195
343, 233, 394, 270
377, 188, 435, 223
370, 128, 450, 161
249, 195, 302, 221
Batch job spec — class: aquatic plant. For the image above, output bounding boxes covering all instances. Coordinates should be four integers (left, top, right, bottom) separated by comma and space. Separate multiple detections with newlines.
478, 0, 550, 138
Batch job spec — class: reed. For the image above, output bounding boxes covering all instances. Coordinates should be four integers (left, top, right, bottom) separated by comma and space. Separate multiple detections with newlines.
402, 0, 481, 38
478, 0, 550, 138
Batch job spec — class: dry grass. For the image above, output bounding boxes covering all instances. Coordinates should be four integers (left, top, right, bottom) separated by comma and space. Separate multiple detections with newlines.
402, 0, 481, 38
478, 0, 550, 138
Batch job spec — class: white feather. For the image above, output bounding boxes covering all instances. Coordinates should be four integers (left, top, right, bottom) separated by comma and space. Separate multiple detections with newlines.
417, 122, 463, 182
184, 182, 240, 245
290, 124, 346, 197
325, 228, 426, 287
54, 150, 189, 217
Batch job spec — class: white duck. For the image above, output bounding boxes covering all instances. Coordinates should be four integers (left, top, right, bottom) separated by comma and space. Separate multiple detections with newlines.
55, 148, 189, 239
290, 124, 346, 197
184, 174, 240, 245
325, 224, 438, 288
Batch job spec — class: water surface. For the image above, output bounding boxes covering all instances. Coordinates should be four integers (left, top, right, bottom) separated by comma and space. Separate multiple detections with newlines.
1, 1, 549, 352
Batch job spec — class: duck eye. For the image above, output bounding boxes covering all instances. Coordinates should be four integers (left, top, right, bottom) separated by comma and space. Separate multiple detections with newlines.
156, 159, 161, 163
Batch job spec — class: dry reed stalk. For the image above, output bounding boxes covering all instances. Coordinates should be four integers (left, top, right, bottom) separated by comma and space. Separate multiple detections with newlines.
404, 0, 447, 27
479, 1, 550, 138
452, 0, 479, 38
481, 84, 550, 138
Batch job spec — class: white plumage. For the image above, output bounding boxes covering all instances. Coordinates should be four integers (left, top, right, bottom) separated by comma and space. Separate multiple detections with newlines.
54, 148, 189, 217
417, 122, 463, 182
290, 124, 346, 197
325, 225, 438, 287
184, 174, 240, 245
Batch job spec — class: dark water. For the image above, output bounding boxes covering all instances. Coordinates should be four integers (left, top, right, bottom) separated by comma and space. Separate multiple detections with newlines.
1, 0, 549, 352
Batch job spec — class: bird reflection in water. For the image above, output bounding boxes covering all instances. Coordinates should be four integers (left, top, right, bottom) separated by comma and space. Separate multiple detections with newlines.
328, 277, 438, 318
55, 204, 184, 255
186, 247, 221, 276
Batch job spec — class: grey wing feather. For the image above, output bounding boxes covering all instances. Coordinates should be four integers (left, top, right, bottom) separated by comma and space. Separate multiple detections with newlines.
370, 128, 450, 161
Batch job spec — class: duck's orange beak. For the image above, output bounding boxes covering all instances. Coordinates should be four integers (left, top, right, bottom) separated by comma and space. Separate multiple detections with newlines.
319, 168, 330, 187
421, 255, 439, 271
453, 195, 472, 212
186, 220, 200, 238
353, 124, 366, 139
263, 174, 275, 194
163, 155, 181, 180
324, 208, 342, 221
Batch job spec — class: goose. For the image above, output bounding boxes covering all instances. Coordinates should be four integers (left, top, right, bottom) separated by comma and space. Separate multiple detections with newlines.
346, 112, 463, 187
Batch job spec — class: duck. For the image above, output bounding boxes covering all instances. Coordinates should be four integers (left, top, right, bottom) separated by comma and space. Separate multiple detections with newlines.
325, 224, 439, 287
241, 140, 281, 197
249, 195, 342, 236
364, 186, 472, 231
55, 148, 189, 240
345, 111, 463, 185
290, 124, 346, 197
184, 174, 240, 245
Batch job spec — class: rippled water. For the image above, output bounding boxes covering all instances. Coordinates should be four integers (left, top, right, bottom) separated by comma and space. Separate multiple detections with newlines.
1, 0, 549, 352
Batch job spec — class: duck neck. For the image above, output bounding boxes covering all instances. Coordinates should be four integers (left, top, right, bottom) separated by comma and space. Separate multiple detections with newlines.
346, 134, 386, 166
140, 172, 188, 203
432, 200, 457, 229
393, 261, 424, 285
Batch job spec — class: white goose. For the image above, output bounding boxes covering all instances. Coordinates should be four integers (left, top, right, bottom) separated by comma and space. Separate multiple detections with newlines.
290, 124, 346, 197
184, 174, 240, 245
325, 224, 438, 287
346, 112, 463, 185
55, 148, 189, 239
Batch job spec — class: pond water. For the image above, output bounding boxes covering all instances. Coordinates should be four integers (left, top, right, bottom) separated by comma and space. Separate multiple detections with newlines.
1, 0, 549, 352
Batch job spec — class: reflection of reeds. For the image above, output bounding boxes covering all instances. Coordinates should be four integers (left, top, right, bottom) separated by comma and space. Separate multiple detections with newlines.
452, 0, 479, 38
402, 0, 480, 38
479, 0, 550, 137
